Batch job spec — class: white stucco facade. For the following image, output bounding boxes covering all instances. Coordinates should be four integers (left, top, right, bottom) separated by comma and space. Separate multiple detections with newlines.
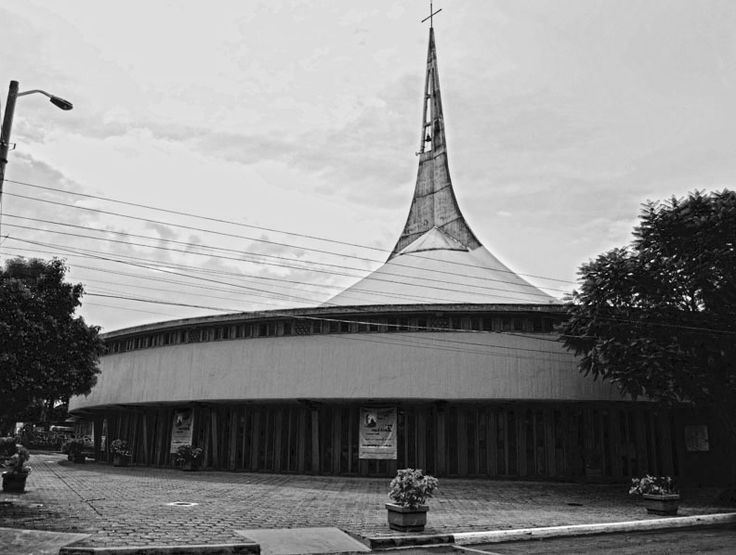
71, 331, 624, 410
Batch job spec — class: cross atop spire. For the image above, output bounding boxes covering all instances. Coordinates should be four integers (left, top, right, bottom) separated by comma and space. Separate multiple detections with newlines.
388, 25, 481, 260
421, 1, 442, 29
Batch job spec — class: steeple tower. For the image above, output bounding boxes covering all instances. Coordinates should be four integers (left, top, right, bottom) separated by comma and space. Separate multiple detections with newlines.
389, 27, 481, 260
326, 23, 557, 307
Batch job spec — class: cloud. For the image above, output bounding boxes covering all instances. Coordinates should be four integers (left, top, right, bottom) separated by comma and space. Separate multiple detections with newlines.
48, 69, 422, 213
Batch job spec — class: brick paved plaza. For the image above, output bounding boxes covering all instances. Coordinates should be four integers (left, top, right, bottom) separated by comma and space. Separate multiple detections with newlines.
0, 453, 731, 550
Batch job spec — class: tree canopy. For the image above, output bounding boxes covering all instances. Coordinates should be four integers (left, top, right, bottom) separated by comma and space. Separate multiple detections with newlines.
0, 257, 104, 432
560, 190, 736, 435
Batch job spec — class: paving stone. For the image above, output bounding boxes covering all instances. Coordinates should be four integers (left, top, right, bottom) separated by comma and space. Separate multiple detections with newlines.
0, 453, 731, 552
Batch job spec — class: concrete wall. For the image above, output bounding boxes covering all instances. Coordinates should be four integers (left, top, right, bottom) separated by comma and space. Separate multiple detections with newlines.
71, 331, 625, 410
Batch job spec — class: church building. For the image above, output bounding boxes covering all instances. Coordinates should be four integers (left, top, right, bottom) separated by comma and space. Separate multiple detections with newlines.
70, 25, 713, 483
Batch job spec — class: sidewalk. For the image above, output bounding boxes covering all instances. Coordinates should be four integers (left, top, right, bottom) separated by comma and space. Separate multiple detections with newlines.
0, 453, 733, 552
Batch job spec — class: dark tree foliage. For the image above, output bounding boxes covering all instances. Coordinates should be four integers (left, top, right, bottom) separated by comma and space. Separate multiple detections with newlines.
561, 190, 736, 437
0, 257, 105, 433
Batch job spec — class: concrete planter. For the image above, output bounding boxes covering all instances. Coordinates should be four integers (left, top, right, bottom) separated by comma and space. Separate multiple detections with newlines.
642, 493, 680, 516
112, 454, 129, 467
386, 503, 428, 532
2, 471, 28, 493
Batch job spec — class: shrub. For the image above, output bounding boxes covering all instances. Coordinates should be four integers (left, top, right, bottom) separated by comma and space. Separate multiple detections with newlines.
4, 444, 31, 476
629, 475, 678, 496
110, 439, 131, 458
62, 439, 85, 456
388, 468, 439, 509
0, 437, 17, 459
174, 444, 203, 465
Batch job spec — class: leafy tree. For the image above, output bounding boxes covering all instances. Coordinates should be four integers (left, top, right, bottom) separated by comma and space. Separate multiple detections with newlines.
560, 190, 736, 440
0, 257, 105, 433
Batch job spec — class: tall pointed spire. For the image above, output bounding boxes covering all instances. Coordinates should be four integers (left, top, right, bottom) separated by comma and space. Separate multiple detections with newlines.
388, 27, 481, 260
325, 23, 557, 308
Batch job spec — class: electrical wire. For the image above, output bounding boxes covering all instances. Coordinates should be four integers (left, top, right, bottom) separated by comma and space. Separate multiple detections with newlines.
2, 213, 559, 300
5, 178, 576, 285
7, 236, 734, 338
3, 225, 560, 305
3, 186, 571, 296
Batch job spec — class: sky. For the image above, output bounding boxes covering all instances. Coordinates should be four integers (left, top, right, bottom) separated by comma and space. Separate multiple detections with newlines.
1, 0, 735, 333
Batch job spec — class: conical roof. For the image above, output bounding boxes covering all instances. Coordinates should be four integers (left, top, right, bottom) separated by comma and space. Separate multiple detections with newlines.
327, 27, 556, 307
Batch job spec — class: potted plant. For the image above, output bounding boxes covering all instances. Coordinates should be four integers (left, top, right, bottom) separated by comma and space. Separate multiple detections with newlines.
174, 444, 203, 471
63, 438, 86, 463
0, 437, 17, 462
110, 439, 131, 467
386, 468, 439, 532
2, 444, 32, 493
629, 474, 680, 515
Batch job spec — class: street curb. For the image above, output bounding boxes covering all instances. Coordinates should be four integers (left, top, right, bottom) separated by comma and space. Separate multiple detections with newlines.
58, 542, 260, 555
366, 534, 455, 550
366, 512, 736, 549
452, 512, 736, 545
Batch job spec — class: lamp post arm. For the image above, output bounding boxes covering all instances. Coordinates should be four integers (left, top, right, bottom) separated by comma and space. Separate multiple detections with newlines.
19, 88, 73, 110
17, 89, 53, 98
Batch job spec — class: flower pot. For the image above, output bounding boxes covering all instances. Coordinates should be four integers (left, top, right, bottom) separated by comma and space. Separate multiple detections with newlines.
2, 472, 28, 493
70, 453, 85, 463
181, 461, 198, 471
642, 493, 680, 516
585, 466, 602, 479
386, 503, 428, 532
112, 454, 129, 467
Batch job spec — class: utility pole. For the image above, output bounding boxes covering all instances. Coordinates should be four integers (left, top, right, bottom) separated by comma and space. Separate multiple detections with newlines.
0, 80, 73, 241
0, 80, 20, 201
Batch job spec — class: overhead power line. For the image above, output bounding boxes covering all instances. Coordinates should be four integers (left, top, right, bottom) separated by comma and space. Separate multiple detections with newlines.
5, 178, 387, 252
8, 232, 735, 339
3, 190, 568, 300
8, 236, 735, 342
8, 235, 736, 342
6, 234, 547, 308
2, 214, 560, 301
5, 178, 575, 286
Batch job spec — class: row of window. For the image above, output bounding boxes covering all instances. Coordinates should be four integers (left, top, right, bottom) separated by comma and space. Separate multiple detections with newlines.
106, 314, 558, 354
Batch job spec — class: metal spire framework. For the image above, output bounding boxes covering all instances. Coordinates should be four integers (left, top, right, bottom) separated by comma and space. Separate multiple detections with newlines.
389, 27, 481, 260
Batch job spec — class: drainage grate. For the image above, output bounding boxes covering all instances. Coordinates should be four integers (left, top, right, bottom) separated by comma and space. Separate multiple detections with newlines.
166, 501, 199, 507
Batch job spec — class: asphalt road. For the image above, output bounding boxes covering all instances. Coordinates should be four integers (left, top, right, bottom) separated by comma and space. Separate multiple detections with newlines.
461, 525, 736, 554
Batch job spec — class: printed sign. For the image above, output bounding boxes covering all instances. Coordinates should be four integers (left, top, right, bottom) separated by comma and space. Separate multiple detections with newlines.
359, 407, 397, 460
684, 425, 710, 452
170, 409, 194, 453
101, 418, 108, 451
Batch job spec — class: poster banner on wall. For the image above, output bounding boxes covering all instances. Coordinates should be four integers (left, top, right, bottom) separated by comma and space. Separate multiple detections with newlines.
101, 418, 107, 452
685, 425, 710, 451
170, 409, 194, 453
359, 407, 397, 460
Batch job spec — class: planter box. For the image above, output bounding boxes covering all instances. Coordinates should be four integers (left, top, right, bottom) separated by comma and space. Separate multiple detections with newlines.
386, 503, 428, 532
2, 472, 28, 493
112, 455, 129, 467
642, 493, 680, 516
585, 466, 602, 479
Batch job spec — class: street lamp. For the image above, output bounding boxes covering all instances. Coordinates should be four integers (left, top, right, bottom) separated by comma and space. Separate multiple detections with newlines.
0, 79, 74, 201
